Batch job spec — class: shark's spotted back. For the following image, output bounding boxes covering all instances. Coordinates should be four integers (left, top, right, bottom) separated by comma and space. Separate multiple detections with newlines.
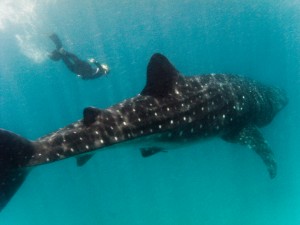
0, 53, 287, 211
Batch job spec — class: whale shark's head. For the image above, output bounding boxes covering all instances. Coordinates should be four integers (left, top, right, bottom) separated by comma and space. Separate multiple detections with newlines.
257, 86, 288, 126
270, 87, 288, 113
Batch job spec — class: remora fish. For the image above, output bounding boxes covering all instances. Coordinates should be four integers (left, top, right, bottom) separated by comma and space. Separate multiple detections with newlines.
0, 53, 288, 211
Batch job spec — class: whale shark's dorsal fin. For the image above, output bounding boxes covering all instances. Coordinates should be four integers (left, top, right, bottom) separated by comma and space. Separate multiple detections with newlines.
83, 107, 103, 126
141, 53, 180, 98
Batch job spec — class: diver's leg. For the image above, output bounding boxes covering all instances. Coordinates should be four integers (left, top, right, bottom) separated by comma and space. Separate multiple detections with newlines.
60, 51, 86, 74
61, 56, 77, 73
64, 52, 81, 63
48, 50, 61, 61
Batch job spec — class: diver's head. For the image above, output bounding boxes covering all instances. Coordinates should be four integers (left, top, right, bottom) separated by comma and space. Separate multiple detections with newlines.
88, 58, 110, 75
100, 63, 110, 75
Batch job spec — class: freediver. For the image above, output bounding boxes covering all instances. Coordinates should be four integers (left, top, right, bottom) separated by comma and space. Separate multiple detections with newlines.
48, 33, 109, 80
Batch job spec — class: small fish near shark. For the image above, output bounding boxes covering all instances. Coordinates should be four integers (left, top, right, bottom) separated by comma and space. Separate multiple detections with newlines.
0, 53, 288, 211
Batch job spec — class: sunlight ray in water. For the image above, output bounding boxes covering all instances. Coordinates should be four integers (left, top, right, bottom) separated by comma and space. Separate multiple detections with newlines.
0, 0, 36, 31
0, 0, 56, 63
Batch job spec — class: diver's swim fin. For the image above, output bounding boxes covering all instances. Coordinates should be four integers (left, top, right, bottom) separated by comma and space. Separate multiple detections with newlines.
49, 33, 63, 49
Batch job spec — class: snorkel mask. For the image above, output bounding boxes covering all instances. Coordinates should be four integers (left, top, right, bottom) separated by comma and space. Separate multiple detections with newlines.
100, 63, 110, 74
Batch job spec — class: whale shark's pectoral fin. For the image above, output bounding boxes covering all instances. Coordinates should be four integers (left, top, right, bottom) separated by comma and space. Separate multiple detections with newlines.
222, 126, 277, 179
76, 154, 94, 167
83, 107, 103, 126
140, 147, 167, 157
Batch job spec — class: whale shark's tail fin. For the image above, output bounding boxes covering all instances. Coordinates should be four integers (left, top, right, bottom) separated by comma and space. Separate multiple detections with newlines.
0, 129, 34, 211
0, 168, 29, 211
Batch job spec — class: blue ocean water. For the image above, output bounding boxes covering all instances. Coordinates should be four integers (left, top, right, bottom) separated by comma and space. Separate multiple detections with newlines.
0, 0, 299, 224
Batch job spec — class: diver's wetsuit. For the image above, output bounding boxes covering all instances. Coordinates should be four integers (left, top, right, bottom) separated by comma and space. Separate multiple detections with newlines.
60, 52, 100, 79
48, 33, 106, 79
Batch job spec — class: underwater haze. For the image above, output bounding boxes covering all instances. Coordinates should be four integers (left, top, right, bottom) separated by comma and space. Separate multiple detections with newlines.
0, 0, 299, 224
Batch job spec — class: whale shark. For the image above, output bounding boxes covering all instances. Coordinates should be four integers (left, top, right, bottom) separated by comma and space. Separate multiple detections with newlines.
0, 53, 287, 211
